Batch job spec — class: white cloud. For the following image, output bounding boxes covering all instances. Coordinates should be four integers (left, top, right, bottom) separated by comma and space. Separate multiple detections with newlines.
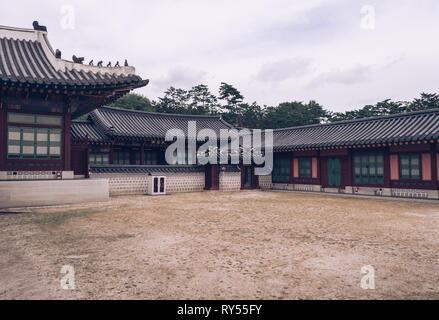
1, 0, 439, 111
255, 57, 312, 82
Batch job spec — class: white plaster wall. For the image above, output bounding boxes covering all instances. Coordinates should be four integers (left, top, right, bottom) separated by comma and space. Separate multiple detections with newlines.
91, 172, 205, 196
258, 175, 273, 190
219, 172, 241, 192
0, 179, 109, 209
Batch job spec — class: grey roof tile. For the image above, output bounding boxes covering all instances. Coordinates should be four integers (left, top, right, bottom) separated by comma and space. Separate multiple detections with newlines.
0, 25, 148, 90
273, 109, 439, 150
71, 120, 110, 143
89, 106, 233, 140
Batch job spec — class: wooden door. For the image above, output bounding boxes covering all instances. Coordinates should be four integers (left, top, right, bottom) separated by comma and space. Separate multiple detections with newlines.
71, 148, 88, 177
205, 165, 219, 190
327, 158, 341, 187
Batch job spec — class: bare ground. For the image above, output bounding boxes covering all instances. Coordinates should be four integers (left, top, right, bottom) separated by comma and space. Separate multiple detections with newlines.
0, 191, 439, 300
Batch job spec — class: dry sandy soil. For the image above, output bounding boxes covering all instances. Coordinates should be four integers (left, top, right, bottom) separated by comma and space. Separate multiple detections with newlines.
0, 191, 439, 300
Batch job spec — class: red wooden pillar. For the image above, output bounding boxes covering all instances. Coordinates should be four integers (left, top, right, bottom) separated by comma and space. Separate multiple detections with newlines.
289, 152, 294, 184
0, 105, 5, 171
432, 143, 438, 190
346, 151, 353, 187
384, 148, 391, 188
63, 111, 71, 171
85, 145, 90, 179
349, 149, 354, 186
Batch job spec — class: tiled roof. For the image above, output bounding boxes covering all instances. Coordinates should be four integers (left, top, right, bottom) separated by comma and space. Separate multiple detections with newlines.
71, 120, 110, 143
89, 106, 233, 140
90, 165, 205, 174
273, 109, 439, 151
90, 164, 240, 174
0, 23, 148, 90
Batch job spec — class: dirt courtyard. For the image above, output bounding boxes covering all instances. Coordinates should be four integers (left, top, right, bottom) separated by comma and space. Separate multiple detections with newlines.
1, 191, 439, 300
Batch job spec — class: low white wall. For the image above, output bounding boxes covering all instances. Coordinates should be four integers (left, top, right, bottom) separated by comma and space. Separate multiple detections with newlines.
167, 173, 205, 193
0, 171, 74, 181
260, 176, 439, 200
258, 174, 273, 190
219, 172, 241, 191
346, 186, 439, 200
91, 172, 205, 196
0, 179, 109, 209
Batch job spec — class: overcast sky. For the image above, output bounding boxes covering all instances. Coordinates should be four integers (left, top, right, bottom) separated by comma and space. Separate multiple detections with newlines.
1, 0, 438, 112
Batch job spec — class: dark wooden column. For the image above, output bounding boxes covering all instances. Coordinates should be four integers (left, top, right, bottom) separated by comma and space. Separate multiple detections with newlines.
289, 152, 294, 184
141, 142, 145, 165
384, 147, 391, 188
349, 149, 354, 186
0, 105, 5, 171
432, 143, 438, 190
109, 143, 114, 165
86, 145, 90, 178
63, 111, 71, 171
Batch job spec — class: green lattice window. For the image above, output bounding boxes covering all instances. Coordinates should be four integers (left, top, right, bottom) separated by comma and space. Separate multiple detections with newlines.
89, 153, 109, 165
7, 127, 61, 159
272, 154, 291, 182
114, 148, 130, 165
354, 152, 384, 185
400, 154, 420, 180
144, 150, 159, 165
299, 158, 312, 178
8, 112, 62, 126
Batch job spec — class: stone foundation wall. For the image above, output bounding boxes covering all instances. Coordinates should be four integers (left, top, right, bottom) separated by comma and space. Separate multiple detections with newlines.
90, 172, 205, 196
219, 172, 241, 191
261, 177, 439, 200
346, 186, 439, 200
272, 183, 322, 192
258, 174, 273, 190
166, 173, 205, 193
0, 171, 74, 181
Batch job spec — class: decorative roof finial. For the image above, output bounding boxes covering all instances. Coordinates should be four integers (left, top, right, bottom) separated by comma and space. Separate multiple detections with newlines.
115, 61, 120, 67
97, 61, 103, 67
124, 59, 129, 67
32, 21, 47, 32
107, 62, 112, 67
72, 55, 84, 64
55, 49, 62, 59
89, 60, 94, 66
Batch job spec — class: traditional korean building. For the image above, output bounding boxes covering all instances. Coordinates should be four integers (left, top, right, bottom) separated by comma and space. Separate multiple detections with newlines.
70, 106, 241, 194
1, 21, 438, 208
0, 21, 148, 207
264, 109, 439, 199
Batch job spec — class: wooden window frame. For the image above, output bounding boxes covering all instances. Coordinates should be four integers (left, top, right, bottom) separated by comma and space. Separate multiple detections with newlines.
7, 126, 62, 160
299, 157, 312, 178
89, 153, 109, 165
353, 151, 385, 185
399, 153, 421, 181
272, 153, 291, 183
144, 149, 159, 165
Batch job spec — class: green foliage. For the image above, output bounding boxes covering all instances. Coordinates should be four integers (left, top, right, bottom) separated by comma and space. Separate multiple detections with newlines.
408, 93, 439, 112
109, 93, 155, 112
188, 84, 220, 114
262, 100, 328, 129
156, 87, 190, 114
329, 93, 439, 122
155, 85, 219, 115
110, 87, 439, 129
